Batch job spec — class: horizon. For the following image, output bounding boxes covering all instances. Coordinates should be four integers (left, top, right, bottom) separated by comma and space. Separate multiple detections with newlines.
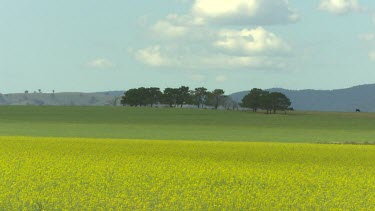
2, 1, 375, 93
3, 82, 375, 95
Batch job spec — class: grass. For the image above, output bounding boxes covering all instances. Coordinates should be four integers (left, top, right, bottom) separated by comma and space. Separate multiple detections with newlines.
1, 137, 374, 210
0, 106, 374, 143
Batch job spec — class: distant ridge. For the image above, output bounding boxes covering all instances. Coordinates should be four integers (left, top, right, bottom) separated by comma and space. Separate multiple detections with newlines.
0, 91, 124, 106
230, 84, 375, 112
2, 84, 375, 112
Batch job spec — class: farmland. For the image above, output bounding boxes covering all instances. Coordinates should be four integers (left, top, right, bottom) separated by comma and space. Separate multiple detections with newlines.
0, 106, 375, 143
1, 137, 374, 210
0, 106, 375, 209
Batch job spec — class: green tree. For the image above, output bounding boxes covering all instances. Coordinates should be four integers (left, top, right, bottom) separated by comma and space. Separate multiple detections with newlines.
271, 92, 291, 114
147, 87, 162, 107
137, 87, 149, 106
260, 92, 291, 114
241, 88, 266, 112
121, 89, 140, 106
162, 88, 179, 107
176, 86, 191, 108
121, 87, 150, 107
194, 87, 208, 108
259, 91, 272, 114
212, 89, 225, 110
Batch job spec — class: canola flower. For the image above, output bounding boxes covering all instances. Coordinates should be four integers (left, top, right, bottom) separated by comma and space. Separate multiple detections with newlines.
0, 136, 374, 210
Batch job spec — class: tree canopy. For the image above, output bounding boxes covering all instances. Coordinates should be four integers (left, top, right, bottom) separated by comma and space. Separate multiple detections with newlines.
121, 86, 292, 113
242, 89, 292, 114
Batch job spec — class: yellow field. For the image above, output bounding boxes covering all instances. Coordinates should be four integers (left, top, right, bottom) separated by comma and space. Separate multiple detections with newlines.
0, 137, 374, 210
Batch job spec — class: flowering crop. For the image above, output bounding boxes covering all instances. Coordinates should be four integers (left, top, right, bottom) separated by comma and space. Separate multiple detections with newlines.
0, 137, 374, 210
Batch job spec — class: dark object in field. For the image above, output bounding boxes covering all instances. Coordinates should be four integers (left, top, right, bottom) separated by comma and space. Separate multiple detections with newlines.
355, 109, 361, 112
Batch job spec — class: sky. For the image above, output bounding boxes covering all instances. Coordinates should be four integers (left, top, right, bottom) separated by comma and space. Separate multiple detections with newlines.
1, 0, 375, 94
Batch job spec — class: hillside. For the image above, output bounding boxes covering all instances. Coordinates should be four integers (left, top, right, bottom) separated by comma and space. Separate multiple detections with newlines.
2, 84, 375, 111
230, 84, 375, 112
0, 91, 124, 106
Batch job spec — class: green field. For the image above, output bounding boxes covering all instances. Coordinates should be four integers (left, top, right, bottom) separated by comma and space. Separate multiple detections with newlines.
0, 106, 375, 143
1, 106, 375, 209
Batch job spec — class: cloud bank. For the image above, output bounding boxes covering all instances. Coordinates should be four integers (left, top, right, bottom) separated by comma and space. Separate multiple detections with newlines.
133, 0, 297, 71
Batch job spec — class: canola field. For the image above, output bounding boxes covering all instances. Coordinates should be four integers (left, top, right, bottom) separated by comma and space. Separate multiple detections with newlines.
1, 137, 374, 210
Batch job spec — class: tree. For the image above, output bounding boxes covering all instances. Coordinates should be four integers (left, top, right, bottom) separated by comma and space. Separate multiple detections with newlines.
260, 92, 291, 114
176, 86, 191, 108
121, 88, 148, 107
222, 96, 235, 110
271, 92, 291, 114
241, 88, 266, 112
162, 88, 179, 107
137, 87, 149, 106
212, 89, 225, 109
147, 87, 162, 107
121, 89, 139, 106
259, 91, 272, 114
194, 87, 208, 108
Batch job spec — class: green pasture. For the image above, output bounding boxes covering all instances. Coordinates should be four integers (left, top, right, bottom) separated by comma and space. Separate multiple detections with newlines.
0, 106, 374, 143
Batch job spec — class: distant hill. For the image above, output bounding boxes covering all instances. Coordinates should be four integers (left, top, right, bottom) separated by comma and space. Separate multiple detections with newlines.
0, 91, 124, 106
230, 84, 375, 112
2, 84, 375, 111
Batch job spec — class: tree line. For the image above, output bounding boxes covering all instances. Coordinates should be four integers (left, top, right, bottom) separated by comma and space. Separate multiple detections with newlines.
121, 86, 292, 114
120, 86, 237, 109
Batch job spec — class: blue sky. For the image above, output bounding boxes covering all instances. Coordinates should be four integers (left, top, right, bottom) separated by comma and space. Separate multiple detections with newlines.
1, 0, 375, 94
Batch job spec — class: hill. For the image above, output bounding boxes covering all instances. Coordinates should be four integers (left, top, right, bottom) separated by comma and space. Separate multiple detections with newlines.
230, 84, 375, 112
0, 91, 124, 106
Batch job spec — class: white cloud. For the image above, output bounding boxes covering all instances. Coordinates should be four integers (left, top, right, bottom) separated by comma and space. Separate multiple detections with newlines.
215, 27, 290, 55
152, 20, 188, 38
215, 75, 228, 82
133, 0, 294, 70
134, 45, 287, 70
199, 54, 287, 69
135, 46, 171, 67
87, 58, 114, 68
192, 0, 299, 25
134, 27, 290, 70
319, 0, 362, 14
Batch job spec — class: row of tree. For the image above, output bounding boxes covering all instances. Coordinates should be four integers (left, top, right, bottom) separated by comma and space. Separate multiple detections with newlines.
120, 87, 292, 114
120, 86, 237, 109
241, 88, 292, 114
